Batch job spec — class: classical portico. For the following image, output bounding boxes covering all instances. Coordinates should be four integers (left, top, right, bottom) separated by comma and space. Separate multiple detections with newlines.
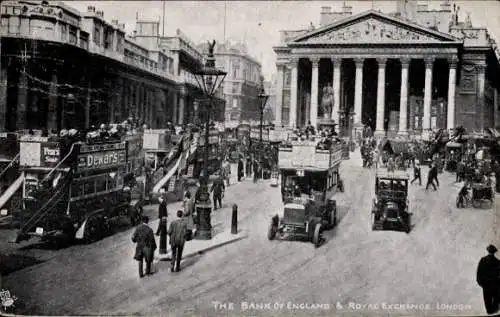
273, 10, 464, 137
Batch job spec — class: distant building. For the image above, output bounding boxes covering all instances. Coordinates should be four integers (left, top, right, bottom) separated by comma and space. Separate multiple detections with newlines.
198, 41, 263, 127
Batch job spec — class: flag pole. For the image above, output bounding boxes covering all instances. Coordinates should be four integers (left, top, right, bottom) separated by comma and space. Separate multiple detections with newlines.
223, 1, 227, 42
162, 1, 166, 36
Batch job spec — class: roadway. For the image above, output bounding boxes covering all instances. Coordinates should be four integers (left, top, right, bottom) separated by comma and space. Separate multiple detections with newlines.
2, 153, 499, 316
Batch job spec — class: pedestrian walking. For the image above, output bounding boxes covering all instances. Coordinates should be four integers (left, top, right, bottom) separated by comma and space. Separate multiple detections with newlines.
425, 164, 438, 191
238, 157, 244, 182
477, 245, 500, 314
182, 191, 195, 241
410, 163, 421, 186
210, 176, 225, 210
223, 160, 231, 187
132, 216, 157, 278
156, 195, 168, 254
168, 210, 188, 272
245, 156, 252, 177
253, 159, 259, 183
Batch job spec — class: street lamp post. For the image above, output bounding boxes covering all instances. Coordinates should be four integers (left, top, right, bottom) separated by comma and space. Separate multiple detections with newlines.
257, 86, 269, 144
193, 40, 226, 240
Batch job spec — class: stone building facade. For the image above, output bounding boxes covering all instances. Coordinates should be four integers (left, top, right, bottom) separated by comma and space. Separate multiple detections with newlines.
198, 41, 263, 127
273, 1, 500, 136
0, 0, 224, 132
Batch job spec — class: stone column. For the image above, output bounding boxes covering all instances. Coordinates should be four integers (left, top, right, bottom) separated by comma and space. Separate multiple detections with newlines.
398, 58, 410, 135
16, 70, 28, 130
122, 80, 128, 120
310, 57, 320, 128
47, 73, 58, 131
353, 58, 364, 126
447, 58, 457, 130
477, 63, 486, 130
115, 78, 123, 122
275, 64, 284, 127
422, 57, 434, 132
178, 93, 185, 125
85, 81, 91, 129
172, 91, 178, 125
289, 58, 299, 129
135, 84, 140, 120
332, 58, 341, 124
0, 67, 8, 131
375, 58, 387, 136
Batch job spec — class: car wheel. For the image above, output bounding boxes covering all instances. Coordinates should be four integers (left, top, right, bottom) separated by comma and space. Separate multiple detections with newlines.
267, 223, 277, 241
371, 213, 377, 230
83, 216, 100, 244
312, 223, 322, 248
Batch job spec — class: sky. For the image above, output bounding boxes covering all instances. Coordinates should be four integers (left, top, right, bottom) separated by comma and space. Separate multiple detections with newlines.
65, 0, 500, 80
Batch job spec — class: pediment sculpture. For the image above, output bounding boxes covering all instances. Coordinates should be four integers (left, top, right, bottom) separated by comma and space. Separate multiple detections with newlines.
305, 18, 439, 43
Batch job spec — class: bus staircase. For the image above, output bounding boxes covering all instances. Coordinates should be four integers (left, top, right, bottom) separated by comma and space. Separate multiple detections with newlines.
152, 135, 197, 194
13, 176, 71, 242
11, 144, 76, 242
0, 154, 22, 228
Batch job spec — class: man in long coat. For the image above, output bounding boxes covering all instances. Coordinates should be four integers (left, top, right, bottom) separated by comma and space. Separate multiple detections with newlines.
132, 216, 157, 278
237, 158, 244, 181
210, 176, 225, 210
477, 244, 500, 314
168, 210, 188, 272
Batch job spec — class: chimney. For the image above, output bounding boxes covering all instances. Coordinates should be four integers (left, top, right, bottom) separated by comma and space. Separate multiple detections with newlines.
417, 4, 428, 12
119, 23, 125, 30
440, 1, 451, 11
87, 6, 94, 13
321, 6, 331, 13
112, 19, 118, 25
342, 3, 352, 14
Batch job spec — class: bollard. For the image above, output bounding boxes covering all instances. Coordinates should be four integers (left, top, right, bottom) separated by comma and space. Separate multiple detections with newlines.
231, 204, 238, 234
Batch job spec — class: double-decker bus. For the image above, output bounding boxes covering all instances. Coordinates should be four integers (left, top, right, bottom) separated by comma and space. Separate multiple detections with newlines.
12, 133, 144, 244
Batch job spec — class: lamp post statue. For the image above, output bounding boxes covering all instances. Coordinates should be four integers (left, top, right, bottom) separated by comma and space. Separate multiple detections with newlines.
257, 81, 269, 144
193, 40, 226, 240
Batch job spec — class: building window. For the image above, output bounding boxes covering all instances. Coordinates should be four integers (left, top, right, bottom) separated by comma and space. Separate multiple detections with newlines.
116, 36, 123, 52
232, 65, 239, 78
104, 29, 113, 49
8, 17, 20, 35
93, 26, 101, 45
282, 90, 290, 109
232, 98, 239, 109
80, 33, 89, 50
60, 23, 67, 41
69, 26, 77, 45
284, 69, 291, 87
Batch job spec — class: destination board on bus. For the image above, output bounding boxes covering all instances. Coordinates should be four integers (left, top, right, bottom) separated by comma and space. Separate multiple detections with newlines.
77, 148, 126, 171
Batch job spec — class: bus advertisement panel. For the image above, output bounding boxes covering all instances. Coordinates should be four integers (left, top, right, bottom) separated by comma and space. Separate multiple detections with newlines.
77, 142, 127, 172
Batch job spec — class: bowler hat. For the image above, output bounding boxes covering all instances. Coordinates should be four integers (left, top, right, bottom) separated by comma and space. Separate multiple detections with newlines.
487, 244, 498, 254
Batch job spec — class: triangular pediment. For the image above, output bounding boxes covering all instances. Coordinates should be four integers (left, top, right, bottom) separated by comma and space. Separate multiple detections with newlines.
291, 10, 459, 45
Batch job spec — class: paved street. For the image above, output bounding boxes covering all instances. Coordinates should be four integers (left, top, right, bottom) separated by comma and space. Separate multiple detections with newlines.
2, 155, 499, 316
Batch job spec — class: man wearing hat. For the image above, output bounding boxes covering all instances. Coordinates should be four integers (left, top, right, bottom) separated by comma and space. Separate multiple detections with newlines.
131, 216, 157, 278
477, 244, 500, 314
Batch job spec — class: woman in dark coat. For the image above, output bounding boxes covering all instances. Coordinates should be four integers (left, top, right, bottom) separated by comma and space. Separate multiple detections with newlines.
156, 196, 168, 254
